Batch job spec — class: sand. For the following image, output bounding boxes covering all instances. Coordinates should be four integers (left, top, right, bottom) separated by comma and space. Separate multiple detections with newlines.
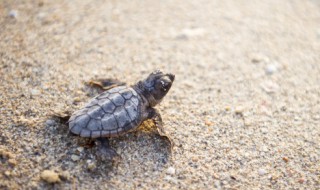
0, 0, 319, 189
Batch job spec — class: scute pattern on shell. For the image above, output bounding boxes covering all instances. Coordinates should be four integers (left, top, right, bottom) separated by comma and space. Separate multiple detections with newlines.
69, 86, 141, 138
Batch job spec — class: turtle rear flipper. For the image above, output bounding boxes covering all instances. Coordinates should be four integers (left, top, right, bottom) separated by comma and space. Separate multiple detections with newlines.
87, 78, 126, 91
95, 138, 120, 161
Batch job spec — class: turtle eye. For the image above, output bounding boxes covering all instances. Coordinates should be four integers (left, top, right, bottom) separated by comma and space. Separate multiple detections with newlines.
160, 80, 169, 91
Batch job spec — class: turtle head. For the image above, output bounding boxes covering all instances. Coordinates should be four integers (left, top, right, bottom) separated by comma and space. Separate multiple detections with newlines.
139, 70, 175, 107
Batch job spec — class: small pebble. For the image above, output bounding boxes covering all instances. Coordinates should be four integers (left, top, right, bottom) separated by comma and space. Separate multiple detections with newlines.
166, 167, 176, 175
192, 156, 199, 162
230, 175, 237, 180
213, 173, 220, 179
87, 160, 96, 170
71, 155, 80, 161
258, 168, 267, 176
37, 12, 47, 20
214, 181, 221, 189
8, 10, 18, 18
8, 158, 17, 166
261, 81, 279, 93
261, 146, 269, 152
298, 178, 305, 184
204, 120, 214, 126
4, 171, 11, 177
251, 54, 270, 64
31, 89, 40, 96
40, 170, 60, 183
183, 28, 206, 37
282, 157, 289, 163
176, 28, 206, 40
73, 97, 81, 102
45, 119, 56, 126
0, 149, 15, 159
235, 107, 244, 115
261, 128, 268, 134
164, 175, 178, 184
77, 147, 84, 152
30, 182, 38, 188
59, 171, 71, 181
265, 64, 278, 75
270, 174, 279, 181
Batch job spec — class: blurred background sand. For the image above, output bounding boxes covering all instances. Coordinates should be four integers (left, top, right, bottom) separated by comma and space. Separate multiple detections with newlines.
0, 0, 319, 189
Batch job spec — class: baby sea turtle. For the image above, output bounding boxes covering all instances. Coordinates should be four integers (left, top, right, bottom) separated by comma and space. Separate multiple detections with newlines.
68, 70, 175, 159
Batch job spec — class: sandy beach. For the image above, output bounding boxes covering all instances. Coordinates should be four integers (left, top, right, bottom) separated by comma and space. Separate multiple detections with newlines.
0, 0, 319, 189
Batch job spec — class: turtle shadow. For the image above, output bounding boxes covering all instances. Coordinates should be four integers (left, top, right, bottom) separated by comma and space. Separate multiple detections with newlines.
47, 116, 171, 176
110, 121, 172, 165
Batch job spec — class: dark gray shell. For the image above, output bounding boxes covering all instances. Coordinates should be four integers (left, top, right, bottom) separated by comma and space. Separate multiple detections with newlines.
68, 86, 142, 138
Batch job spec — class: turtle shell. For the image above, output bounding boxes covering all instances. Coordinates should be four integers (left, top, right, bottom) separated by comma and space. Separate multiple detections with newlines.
68, 86, 142, 138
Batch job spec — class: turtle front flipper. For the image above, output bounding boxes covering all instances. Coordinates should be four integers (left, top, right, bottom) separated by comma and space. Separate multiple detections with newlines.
147, 108, 174, 149
95, 138, 120, 161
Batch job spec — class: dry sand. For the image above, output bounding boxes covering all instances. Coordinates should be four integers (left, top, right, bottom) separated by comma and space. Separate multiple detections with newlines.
1, 0, 320, 189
